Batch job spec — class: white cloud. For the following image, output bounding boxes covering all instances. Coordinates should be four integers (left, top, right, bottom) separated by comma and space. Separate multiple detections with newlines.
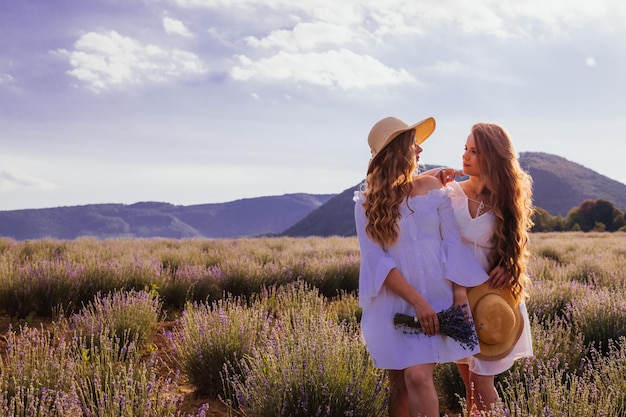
56, 31, 207, 92
165, 0, 626, 96
421, 60, 523, 86
170, 0, 626, 39
163, 17, 193, 37
423, 61, 468, 76
2, 0, 625, 212
0, 169, 56, 191
0, 73, 14, 84
245, 21, 363, 52
231, 49, 416, 90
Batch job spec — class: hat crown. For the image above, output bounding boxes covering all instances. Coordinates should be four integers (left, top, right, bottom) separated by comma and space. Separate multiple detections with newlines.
473, 294, 516, 345
367, 116, 436, 158
467, 282, 524, 361
368, 117, 409, 156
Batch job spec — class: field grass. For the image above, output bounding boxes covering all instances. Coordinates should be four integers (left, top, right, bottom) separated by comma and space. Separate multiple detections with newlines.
0, 232, 624, 416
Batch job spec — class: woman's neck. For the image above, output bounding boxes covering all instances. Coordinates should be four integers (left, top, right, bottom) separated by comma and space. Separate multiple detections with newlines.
466, 177, 486, 198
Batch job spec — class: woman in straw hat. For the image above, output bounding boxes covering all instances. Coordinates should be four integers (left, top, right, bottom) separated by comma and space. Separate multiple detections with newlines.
423, 122, 534, 415
354, 116, 488, 417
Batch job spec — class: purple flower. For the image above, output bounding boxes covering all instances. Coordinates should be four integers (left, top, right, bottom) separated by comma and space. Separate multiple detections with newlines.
393, 304, 478, 350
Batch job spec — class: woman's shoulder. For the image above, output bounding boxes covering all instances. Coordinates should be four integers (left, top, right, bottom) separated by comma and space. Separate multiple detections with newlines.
445, 180, 466, 197
406, 176, 448, 204
411, 174, 443, 194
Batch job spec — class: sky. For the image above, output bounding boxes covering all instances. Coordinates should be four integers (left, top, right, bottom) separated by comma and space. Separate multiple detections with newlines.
1, 0, 625, 211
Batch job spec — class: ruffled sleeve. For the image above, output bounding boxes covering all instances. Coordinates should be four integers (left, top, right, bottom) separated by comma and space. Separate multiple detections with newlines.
437, 192, 488, 286
353, 191, 396, 308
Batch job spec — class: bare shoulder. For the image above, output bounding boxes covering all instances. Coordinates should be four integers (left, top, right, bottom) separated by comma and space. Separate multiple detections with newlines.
411, 175, 443, 196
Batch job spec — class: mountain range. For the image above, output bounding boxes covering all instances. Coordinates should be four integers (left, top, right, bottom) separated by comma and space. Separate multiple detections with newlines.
0, 194, 334, 240
1, 152, 625, 240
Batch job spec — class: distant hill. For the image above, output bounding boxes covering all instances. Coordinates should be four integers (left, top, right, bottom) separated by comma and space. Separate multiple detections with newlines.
282, 152, 626, 237
518, 152, 626, 216
1, 152, 624, 240
0, 194, 334, 240
281, 186, 359, 237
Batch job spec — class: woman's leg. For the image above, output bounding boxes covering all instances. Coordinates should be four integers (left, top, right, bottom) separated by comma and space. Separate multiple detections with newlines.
404, 363, 438, 417
468, 372, 498, 413
388, 369, 409, 417
456, 363, 474, 415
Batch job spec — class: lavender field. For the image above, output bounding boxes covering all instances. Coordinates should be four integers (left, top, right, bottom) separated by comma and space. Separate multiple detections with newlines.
0, 233, 625, 416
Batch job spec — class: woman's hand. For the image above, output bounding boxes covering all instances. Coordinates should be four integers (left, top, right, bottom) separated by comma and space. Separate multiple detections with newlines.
488, 265, 512, 289
435, 167, 464, 185
419, 167, 463, 185
413, 299, 440, 336
382, 268, 441, 335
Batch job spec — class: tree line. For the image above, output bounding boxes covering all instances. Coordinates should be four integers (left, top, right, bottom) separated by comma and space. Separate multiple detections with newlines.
532, 199, 626, 232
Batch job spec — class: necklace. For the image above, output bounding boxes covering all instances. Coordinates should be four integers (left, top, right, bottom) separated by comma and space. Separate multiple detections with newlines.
471, 186, 483, 200
475, 200, 486, 217
467, 188, 490, 217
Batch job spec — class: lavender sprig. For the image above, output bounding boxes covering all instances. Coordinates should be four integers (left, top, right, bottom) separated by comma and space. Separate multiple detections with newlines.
393, 304, 478, 351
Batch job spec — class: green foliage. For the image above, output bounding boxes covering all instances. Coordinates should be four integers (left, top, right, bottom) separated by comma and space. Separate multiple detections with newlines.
531, 207, 566, 232
533, 198, 626, 232
566, 199, 625, 232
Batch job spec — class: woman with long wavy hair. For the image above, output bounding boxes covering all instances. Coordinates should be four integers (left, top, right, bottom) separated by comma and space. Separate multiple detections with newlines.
354, 116, 488, 417
451, 122, 534, 415
398, 122, 534, 416
389, 123, 534, 417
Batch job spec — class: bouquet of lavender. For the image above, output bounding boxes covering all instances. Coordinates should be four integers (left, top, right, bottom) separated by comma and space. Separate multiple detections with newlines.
393, 304, 478, 351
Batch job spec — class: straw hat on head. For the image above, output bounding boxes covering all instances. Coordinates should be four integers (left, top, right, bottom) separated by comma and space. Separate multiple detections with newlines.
368, 116, 436, 159
467, 282, 524, 361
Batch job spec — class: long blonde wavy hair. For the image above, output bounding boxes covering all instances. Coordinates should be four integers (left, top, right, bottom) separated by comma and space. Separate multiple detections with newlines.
363, 130, 417, 249
472, 123, 534, 302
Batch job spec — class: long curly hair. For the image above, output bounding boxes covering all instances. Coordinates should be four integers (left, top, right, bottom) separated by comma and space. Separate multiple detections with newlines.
472, 123, 534, 302
363, 130, 416, 249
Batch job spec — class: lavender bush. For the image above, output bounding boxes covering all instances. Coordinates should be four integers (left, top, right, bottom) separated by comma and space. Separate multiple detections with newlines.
393, 305, 478, 351
565, 288, 626, 353
0, 237, 360, 316
167, 295, 272, 397
0, 233, 625, 417
73, 331, 185, 417
70, 288, 164, 350
0, 325, 80, 416
222, 287, 387, 417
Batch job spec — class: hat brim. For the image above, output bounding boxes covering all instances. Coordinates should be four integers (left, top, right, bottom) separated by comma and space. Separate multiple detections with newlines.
413, 117, 436, 145
467, 282, 524, 361
383, 117, 436, 149
369, 117, 436, 166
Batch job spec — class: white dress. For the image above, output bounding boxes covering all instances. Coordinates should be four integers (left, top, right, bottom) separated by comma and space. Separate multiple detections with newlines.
447, 181, 533, 375
354, 188, 488, 370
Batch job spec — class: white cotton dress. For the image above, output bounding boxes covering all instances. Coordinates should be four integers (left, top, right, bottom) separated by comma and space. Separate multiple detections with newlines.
446, 181, 534, 375
354, 188, 488, 370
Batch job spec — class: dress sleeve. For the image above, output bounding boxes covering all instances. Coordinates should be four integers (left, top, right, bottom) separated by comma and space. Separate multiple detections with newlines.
437, 192, 488, 286
353, 192, 396, 307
